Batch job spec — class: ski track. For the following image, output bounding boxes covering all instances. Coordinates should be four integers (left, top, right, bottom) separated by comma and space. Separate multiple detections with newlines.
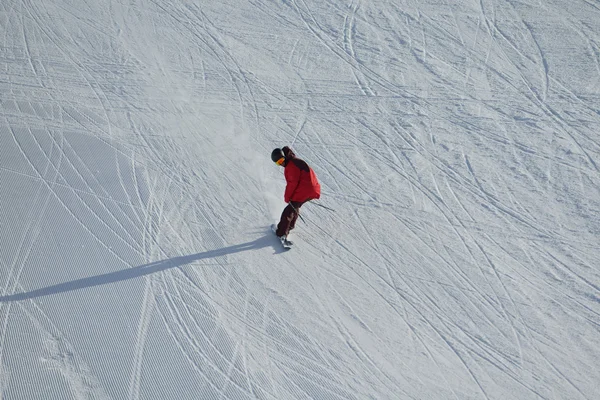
1, 0, 599, 399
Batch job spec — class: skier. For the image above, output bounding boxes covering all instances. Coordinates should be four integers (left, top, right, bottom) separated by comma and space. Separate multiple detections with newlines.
271, 146, 321, 244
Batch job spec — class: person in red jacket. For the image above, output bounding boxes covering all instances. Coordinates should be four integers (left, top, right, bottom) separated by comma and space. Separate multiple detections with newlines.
271, 146, 321, 239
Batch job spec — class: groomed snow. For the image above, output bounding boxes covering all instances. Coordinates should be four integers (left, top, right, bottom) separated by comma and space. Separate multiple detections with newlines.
1, 1, 599, 399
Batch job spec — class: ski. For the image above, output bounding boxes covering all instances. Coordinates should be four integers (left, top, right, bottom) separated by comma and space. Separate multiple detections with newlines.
271, 224, 293, 249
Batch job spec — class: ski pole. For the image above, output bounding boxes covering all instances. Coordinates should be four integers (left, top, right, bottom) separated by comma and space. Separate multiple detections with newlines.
288, 203, 307, 224
311, 201, 335, 212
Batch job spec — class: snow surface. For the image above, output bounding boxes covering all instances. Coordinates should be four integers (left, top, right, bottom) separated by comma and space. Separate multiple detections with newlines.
1, 1, 599, 399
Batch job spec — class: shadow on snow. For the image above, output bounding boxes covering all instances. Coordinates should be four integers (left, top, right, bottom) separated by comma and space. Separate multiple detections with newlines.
0, 234, 283, 302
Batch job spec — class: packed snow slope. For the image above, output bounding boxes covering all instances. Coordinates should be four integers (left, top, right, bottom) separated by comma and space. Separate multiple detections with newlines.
1, 1, 599, 399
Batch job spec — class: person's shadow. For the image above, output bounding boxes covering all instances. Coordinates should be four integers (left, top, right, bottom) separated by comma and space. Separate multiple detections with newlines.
0, 234, 284, 302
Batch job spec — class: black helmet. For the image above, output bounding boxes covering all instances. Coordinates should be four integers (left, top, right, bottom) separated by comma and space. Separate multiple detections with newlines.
271, 148, 285, 163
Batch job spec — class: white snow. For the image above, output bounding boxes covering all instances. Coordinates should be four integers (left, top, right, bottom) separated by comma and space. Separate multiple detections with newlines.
1, 1, 599, 399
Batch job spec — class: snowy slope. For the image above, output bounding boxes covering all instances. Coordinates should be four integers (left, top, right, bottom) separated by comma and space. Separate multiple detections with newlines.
1, 0, 599, 399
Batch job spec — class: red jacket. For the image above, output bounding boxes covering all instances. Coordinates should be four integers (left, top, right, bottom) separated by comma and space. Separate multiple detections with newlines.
282, 147, 321, 203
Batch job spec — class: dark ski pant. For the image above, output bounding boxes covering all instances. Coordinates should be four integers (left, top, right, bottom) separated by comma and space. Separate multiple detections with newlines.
276, 201, 306, 237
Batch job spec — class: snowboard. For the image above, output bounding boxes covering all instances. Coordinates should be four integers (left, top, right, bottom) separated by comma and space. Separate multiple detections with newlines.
271, 224, 293, 249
